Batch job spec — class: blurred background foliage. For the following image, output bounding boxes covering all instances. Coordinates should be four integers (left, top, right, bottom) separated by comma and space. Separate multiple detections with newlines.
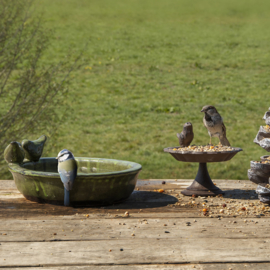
0, 0, 82, 178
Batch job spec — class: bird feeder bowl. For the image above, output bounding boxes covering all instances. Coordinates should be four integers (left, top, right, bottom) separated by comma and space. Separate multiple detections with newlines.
164, 147, 242, 196
8, 157, 141, 206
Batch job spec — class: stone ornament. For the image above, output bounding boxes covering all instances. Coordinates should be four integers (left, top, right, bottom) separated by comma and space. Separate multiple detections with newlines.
4, 142, 25, 164
253, 108, 270, 151
22, 135, 47, 162
4, 135, 47, 164
248, 108, 270, 203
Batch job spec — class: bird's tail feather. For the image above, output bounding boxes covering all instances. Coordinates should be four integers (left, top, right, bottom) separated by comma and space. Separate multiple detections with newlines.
220, 136, 231, 146
64, 188, 70, 206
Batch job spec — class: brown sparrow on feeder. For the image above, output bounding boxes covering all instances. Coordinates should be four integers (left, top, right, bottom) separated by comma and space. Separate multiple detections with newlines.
201, 105, 230, 146
177, 122, 194, 147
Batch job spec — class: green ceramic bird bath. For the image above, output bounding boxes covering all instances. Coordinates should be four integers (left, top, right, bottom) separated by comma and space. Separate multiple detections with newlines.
8, 157, 142, 206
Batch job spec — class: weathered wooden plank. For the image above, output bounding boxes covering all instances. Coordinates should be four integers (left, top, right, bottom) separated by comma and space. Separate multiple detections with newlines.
1, 237, 270, 267
0, 217, 270, 242
0, 180, 18, 190
5, 263, 270, 270
0, 179, 268, 268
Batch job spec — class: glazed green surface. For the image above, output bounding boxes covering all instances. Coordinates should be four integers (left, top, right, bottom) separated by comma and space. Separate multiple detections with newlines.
9, 158, 141, 204
22, 135, 47, 162
4, 143, 25, 164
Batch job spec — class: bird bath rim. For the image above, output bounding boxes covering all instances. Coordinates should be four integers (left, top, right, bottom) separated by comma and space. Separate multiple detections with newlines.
8, 157, 142, 177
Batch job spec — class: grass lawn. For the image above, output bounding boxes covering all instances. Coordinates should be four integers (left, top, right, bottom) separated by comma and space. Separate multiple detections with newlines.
7, 0, 270, 180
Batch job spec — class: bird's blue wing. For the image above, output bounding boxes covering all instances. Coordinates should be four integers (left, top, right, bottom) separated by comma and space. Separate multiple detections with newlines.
59, 168, 77, 191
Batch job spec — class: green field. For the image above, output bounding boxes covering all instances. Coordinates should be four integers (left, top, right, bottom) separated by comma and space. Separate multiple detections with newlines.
11, 0, 270, 180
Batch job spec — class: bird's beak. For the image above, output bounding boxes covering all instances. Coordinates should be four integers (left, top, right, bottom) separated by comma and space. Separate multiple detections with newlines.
201, 109, 206, 113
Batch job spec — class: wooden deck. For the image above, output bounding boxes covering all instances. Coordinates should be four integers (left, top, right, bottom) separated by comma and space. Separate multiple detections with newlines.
1, 179, 270, 269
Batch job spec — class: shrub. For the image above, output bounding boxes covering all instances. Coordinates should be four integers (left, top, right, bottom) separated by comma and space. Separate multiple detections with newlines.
0, 0, 81, 177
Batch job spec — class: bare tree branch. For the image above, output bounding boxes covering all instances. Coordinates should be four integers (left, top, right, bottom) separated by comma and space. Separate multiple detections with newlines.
0, 0, 83, 178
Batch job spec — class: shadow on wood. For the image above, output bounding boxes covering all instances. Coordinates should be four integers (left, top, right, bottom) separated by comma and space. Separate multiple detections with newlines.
0, 191, 178, 219
102, 191, 178, 209
223, 189, 258, 200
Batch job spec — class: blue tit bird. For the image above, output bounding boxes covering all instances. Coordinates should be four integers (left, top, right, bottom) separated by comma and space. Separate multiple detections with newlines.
56, 149, 77, 206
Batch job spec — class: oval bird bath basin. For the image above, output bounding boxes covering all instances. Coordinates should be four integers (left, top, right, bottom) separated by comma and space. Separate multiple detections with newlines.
8, 157, 142, 206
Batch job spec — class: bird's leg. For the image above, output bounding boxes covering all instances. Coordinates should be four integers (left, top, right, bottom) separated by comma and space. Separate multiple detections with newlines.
209, 136, 212, 145
218, 136, 223, 146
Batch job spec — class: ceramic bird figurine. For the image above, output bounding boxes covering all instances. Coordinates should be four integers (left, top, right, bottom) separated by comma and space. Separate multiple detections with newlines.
4, 141, 25, 164
22, 135, 47, 162
56, 149, 77, 206
177, 122, 194, 147
201, 105, 230, 146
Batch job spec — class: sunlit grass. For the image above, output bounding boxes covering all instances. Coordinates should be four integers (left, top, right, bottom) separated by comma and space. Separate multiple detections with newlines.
8, 0, 270, 180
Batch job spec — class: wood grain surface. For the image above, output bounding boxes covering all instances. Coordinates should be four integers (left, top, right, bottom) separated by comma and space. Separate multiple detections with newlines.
0, 179, 268, 269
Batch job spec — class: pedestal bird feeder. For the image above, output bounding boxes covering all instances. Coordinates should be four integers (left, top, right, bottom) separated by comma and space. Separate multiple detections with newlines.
164, 146, 242, 196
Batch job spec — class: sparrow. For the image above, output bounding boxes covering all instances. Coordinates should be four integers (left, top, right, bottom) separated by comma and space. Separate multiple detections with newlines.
177, 122, 194, 147
56, 149, 77, 206
4, 141, 25, 164
22, 135, 47, 162
201, 105, 230, 146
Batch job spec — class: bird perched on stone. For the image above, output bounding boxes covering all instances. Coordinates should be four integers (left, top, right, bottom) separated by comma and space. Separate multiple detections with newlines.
4, 141, 25, 164
201, 105, 230, 146
177, 122, 194, 147
56, 149, 77, 206
22, 135, 47, 162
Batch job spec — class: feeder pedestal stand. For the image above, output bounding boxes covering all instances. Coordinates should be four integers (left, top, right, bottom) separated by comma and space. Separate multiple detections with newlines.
181, 162, 224, 196
164, 147, 242, 197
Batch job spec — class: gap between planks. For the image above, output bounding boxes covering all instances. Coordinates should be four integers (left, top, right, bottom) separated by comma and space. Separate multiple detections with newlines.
3, 262, 270, 270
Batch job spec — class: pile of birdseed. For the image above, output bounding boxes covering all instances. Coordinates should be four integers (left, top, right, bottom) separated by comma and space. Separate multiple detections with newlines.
263, 125, 270, 131
172, 145, 235, 152
171, 192, 270, 218
254, 160, 270, 164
